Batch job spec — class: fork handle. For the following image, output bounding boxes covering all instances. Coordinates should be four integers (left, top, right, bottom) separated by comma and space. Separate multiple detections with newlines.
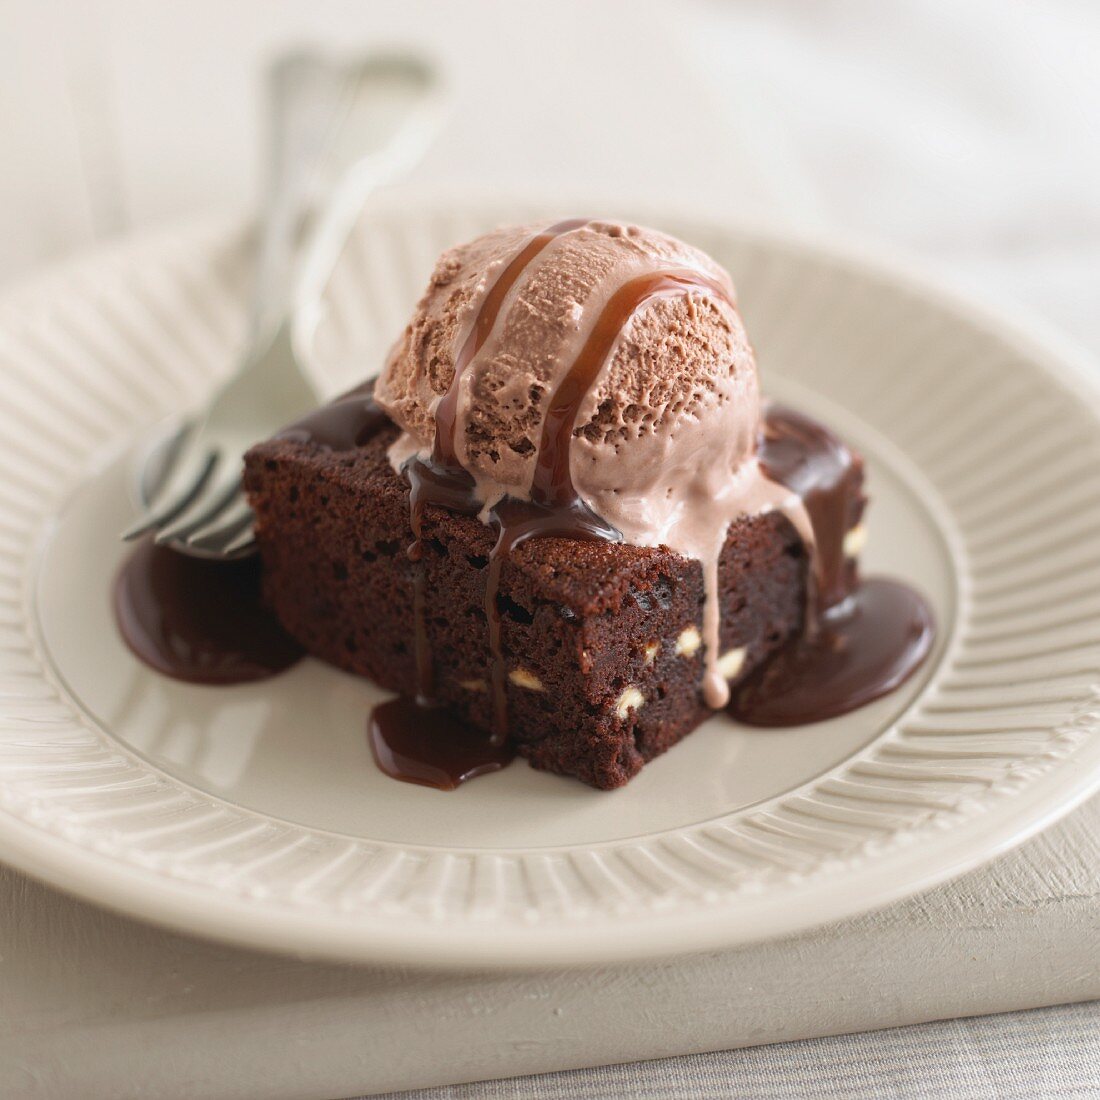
249, 52, 358, 344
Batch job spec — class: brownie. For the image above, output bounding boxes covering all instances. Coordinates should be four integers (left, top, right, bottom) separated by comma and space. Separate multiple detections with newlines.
244, 421, 809, 790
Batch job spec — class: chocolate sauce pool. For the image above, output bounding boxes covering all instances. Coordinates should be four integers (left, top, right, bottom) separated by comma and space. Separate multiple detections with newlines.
369, 698, 515, 789
114, 538, 302, 684
112, 381, 386, 684
729, 577, 934, 726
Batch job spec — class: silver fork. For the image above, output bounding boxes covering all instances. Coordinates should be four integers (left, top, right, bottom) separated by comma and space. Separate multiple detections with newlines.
122, 50, 443, 558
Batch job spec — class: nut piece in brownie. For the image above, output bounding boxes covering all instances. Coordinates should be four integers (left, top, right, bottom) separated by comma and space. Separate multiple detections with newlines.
244, 421, 808, 790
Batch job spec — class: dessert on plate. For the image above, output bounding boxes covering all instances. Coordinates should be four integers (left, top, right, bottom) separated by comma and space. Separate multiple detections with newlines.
237, 219, 934, 789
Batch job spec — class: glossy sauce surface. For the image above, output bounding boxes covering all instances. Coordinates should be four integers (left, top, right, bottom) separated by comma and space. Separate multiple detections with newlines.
114, 538, 302, 684
369, 697, 516, 789
276, 379, 388, 450
728, 577, 934, 726
757, 404, 864, 611
433, 218, 588, 468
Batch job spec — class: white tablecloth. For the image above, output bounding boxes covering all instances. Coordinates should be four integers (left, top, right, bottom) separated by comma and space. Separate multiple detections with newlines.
373, 1002, 1100, 1099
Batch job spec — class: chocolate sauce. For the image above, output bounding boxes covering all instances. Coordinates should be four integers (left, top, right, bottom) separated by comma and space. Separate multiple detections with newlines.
531, 268, 733, 508
114, 382, 391, 685
482, 496, 619, 738
757, 404, 864, 612
404, 216, 622, 738
433, 218, 588, 467
729, 577, 934, 726
114, 539, 302, 684
404, 458, 481, 703
479, 270, 732, 735
276, 379, 388, 450
402, 460, 619, 739
728, 405, 933, 726
369, 697, 515, 789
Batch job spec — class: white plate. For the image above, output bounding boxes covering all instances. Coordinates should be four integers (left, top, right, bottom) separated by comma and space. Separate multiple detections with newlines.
3, 198, 1100, 968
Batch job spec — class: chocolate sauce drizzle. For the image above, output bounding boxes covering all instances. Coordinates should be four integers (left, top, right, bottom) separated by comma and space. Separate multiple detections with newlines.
403, 217, 621, 746
402, 218, 595, 723
404, 458, 481, 703
402, 454, 620, 740
433, 219, 588, 468
531, 268, 733, 508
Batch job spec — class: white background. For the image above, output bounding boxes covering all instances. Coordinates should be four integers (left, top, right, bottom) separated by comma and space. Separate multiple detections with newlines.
6, 0, 1099, 357
2, 1, 1099, 1096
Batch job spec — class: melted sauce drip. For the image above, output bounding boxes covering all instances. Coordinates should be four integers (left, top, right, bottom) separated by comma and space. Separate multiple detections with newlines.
531, 268, 733, 508
433, 218, 588, 468
728, 405, 934, 726
403, 460, 618, 742
276, 379, 516, 786
757, 404, 864, 611
484, 269, 731, 736
403, 216, 624, 749
369, 697, 515, 789
276, 378, 388, 450
483, 496, 619, 738
404, 459, 481, 703
114, 539, 302, 684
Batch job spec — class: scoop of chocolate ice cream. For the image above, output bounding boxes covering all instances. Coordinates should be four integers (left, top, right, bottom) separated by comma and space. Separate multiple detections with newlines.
375, 218, 799, 706
375, 220, 764, 529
